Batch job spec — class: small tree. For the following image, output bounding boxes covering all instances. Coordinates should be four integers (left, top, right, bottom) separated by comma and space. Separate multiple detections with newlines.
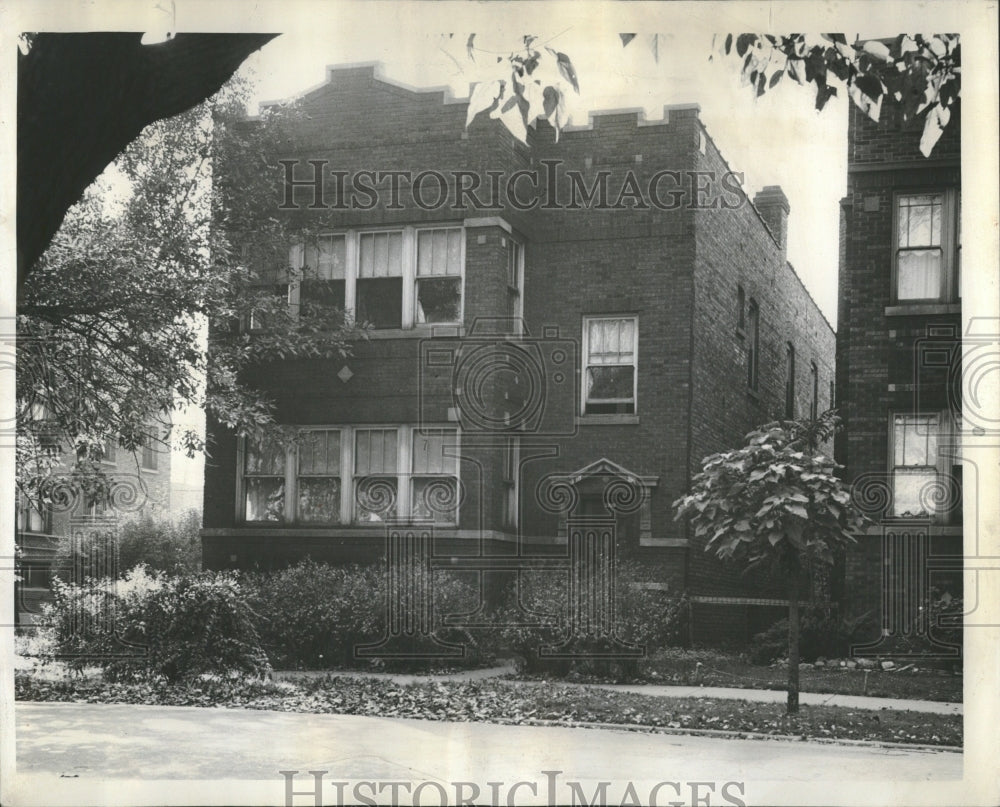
673, 411, 867, 713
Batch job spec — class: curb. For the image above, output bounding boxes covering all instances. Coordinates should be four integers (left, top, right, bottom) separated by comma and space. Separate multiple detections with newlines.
502, 717, 963, 753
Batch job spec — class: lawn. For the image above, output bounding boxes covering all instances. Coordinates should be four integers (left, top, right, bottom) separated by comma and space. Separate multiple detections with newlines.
15, 670, 962, 749
633, 649, 964, 702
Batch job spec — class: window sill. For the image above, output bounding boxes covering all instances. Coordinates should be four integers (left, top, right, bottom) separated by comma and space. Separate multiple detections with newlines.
746, 387, 761, 401
885, 303, 961, 317
576, 414, 639, 426
366, 325, 465, 339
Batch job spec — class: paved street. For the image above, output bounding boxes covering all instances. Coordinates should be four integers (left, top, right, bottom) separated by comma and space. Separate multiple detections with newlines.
7, 701, 962, 806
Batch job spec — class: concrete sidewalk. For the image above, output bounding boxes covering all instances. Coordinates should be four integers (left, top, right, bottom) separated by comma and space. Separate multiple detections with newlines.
275, 666, 963, 715
11, 701, 961, 806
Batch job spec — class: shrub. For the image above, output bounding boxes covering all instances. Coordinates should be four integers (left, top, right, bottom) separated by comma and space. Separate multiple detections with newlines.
52, 510, 202, 581
118, 510, 202, 576
46, 566, 269, 682
486, 563, 689, 678
243, 559, 484, 670
749, 603, 876, 664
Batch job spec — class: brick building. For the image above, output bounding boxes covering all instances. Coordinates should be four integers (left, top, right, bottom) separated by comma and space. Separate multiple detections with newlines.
202, 65, 835, 646
15, 430, 173, 624
835, 98, 963, 650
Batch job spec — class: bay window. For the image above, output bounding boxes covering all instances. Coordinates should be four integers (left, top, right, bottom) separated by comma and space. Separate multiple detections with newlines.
269, 225, 465, 332
239, 425, 460, 525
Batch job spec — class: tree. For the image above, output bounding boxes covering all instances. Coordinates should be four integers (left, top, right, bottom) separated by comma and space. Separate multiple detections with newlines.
466, 32, 960, 156
673, 412, 867, 714
17, 84, 365, 505
17, 32, 278, 287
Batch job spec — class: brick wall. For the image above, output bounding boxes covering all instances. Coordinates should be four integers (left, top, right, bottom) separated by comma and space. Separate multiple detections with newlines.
203, 66, 837, 646
837, 102, 963, 620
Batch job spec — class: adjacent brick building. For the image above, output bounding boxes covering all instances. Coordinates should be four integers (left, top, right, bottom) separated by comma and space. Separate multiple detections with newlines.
835, 98, 963, 651
15, 431, 173, 624
202, 65, 835, 646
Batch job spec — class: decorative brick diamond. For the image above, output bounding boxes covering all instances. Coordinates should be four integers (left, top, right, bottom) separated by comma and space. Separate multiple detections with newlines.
337, 365, 354, 383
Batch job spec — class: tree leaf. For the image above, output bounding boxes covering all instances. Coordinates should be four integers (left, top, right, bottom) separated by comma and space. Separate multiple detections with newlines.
736, 34, 756, 58
553, 50, 580, 93
620, 33, 637, 48
769, 70, 784, 88
465, 79, 505, 128
466, 34, 476, 62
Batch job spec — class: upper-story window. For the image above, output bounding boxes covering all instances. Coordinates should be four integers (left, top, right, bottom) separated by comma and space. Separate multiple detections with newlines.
507, 239, 524, 334
275, 226, 465, 332
415, 229, 463, 324
241, 425, 459, 526
736, 285, 745, 336
890, 412, 960, 523
810, 361, 819, 420
746, 299, 759, 391
297, 234, 347, 312
141, 438, 159, 472
784, 342, 796, 419
894, 191, 959, 302
582, 316, 637, 415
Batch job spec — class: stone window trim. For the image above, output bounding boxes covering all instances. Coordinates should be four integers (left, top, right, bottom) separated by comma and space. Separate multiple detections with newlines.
237, 424, 461, 527
545, 458, 659, 545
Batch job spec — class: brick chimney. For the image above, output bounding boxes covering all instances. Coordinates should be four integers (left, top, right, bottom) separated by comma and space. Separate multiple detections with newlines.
753, 185, 790, 258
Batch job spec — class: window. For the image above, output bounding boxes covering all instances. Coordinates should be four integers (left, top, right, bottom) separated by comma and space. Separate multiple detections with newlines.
784, 342, 795, 419
736, 285, 745, 335
297, 430, 342, 524
244, 434, 286, 522
746, 300, 759, 391
141, 439, 159, 472
416, 229, 463, 324
294, 235, 347, 314
354, 428, 399, 521
502, 436, 519, 529
268, 226, 466, 332
241, 425, 459, 525
16, 495, 50, 534
357, 231, 404, 328
249, 274, 291, 331
100, 436, 117, 465
810, 361, 819, 420
410, 428, 460, 524
891, 413, 959, 521
582, 316, 637, 415
894, 191, 959, 302
507, 239, 524, 334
